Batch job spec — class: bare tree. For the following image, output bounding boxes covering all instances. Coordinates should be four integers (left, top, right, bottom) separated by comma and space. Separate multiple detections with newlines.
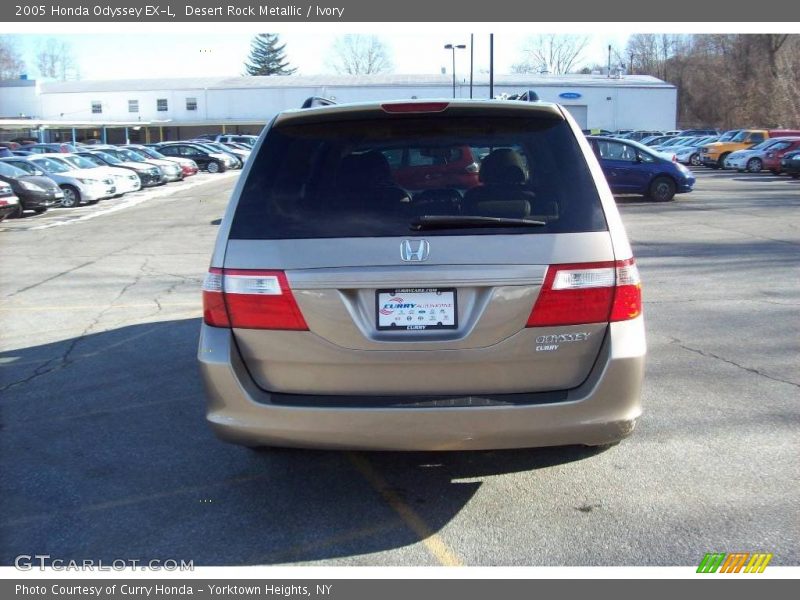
328, 35, 393, 75
0, 36, 25, 80
512, 34, 590, 75
36, 38, 79, 81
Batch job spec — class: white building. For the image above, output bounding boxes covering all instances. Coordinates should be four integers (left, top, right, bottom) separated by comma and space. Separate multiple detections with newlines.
0, 74, 676, 143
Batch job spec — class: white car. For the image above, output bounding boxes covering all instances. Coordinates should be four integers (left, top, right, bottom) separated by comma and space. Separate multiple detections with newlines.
723, 139, 788, 172
51, 154, 142, 196
674, 136, 719, 166
20, 154, 116, 207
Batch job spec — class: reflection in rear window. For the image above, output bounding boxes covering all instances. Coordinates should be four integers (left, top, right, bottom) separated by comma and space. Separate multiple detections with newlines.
230, 115, 607, 239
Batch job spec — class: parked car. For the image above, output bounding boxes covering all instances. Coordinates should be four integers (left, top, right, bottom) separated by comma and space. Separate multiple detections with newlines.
76, 150, 164, 187
641, 135, 675, 147
0, 160, 63, 216
198, 99, 646, 451
385, 145, 480, 191
126, 144, 199, 177
674, 136, 720, 166
189, 141, 246, 168
0, 141, 21, 150
21, 143, 80, 154
56, 154, 142, 195
101, 146, 183, 182
619, 130, 664, 142
196, 133, 259, 148
650, 136, 699, 152
588, 136, 695, 202
780, 150, 800, 178
152, 143, 230, 173
763, 139, 800, 174
679, 129, 719, 137
1, 155, 115, 207
723, 138, 800, 172
216, 134, 259, 148
0, 182, 21, 222
700, 129, 800, 168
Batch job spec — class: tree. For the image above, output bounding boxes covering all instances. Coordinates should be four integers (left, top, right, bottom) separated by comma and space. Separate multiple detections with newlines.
512, 34, 589, 75
0, 36, 26, 80
327, 35, 393, 75
36, 38, 79, 81
244, 34, 296, 76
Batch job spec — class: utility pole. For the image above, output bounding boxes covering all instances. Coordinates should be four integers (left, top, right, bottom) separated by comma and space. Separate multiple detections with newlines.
469, 33, 474, 99
489, 34, 494, 99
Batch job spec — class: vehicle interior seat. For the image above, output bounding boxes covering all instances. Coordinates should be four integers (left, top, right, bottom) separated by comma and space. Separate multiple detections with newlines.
335, 151, 410, 215
462, 148, 536, 218
411, 188, 462, 216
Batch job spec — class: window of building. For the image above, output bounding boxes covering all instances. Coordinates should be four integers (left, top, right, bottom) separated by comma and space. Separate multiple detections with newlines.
157, 98, 168, 112
91, 101, 102, 114
128, 100, 139, 113
186, 97, 198, 111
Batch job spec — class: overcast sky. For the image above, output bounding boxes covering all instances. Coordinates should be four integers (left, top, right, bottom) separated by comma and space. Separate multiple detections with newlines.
6, 32, 632, 81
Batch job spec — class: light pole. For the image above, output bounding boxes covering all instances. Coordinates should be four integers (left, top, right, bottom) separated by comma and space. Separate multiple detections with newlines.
444, 43, 466, 98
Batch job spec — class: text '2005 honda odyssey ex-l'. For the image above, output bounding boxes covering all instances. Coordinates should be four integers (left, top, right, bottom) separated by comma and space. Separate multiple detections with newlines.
198, 99, 646, 451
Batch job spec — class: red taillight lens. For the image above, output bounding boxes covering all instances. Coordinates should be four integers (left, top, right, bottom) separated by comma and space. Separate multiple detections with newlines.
202, 268, 229, 327
202, 268, 308, 330
381, 102, 449, 114
526, 259, 642, 327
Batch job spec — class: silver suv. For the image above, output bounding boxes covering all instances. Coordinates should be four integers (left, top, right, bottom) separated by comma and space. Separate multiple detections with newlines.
198, 99, 646, 451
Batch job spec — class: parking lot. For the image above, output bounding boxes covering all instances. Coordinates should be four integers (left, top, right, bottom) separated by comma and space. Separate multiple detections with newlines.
0, 168, 797, 566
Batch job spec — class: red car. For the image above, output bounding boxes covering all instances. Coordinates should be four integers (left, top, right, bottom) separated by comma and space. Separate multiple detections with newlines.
387, 146, 480, 191
763, 138, 800, 174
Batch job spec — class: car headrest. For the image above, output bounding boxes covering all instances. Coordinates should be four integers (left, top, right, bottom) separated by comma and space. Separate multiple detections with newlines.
337, 151, 394, 189
479, 148, 528, 185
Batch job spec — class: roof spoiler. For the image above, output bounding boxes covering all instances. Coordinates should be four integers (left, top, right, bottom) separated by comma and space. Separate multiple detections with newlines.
301, 96, 337, 109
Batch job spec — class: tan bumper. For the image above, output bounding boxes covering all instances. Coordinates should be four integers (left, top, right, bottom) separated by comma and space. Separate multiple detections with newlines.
197, 318, 645, 451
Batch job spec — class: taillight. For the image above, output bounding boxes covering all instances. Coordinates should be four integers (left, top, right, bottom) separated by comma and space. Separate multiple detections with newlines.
526, 259, 642, 327
381, 102, 449, 113
202, 268, 308, 330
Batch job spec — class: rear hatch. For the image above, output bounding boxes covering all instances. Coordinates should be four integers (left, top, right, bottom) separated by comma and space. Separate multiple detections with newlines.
208, 102, 639, 396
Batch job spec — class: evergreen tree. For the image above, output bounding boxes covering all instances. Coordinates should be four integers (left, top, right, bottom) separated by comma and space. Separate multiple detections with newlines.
244, 34, 297, 76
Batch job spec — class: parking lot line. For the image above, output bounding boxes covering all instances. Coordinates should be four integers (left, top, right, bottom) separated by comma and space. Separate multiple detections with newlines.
346, 452, 463, 567
252, 520, 405, 564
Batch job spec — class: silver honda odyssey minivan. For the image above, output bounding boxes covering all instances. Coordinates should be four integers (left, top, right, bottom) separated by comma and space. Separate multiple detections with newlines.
198, 99, 646, 450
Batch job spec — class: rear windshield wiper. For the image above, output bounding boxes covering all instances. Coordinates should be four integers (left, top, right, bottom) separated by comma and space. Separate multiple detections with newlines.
410, 215, 546, 231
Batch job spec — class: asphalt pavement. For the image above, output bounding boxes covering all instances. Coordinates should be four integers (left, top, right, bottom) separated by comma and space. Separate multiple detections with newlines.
1, 169, 797, 566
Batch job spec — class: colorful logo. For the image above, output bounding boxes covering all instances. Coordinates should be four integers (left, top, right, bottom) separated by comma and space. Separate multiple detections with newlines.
380, 297, 415, 315
697, 552, 773, 573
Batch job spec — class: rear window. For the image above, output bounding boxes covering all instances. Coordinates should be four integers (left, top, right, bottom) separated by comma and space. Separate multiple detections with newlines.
230, 114, 607, 239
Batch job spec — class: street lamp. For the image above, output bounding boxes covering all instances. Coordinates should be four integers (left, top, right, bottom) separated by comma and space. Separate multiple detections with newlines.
444, 43, 467, 98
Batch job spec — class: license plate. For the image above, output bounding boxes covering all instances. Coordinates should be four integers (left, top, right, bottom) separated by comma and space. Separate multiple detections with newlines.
376, 288, 457, 331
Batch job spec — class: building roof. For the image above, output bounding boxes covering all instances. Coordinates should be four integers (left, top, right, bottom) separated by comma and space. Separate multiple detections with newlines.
41, 73, 674, 94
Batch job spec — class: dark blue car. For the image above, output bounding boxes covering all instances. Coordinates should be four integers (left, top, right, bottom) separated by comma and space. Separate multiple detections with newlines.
587, 136, 695, 202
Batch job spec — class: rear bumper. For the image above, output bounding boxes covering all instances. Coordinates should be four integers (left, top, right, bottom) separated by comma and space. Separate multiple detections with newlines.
197, 317, 646, 450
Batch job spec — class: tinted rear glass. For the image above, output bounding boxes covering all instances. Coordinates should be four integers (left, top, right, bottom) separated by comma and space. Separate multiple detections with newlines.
230, 114, 606, 239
